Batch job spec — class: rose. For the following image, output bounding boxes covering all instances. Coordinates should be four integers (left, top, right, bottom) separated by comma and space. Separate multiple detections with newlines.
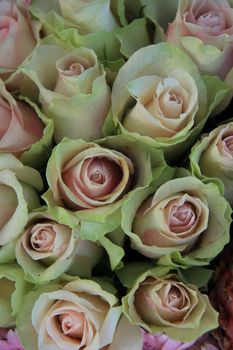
190, 121, 233, 207
0, 265, 30, 328
0, 0, 37, 79
16, 209, 103, 282
20, 37, 111, 143
43, 135, 164, 244
59, 0, 119, 35
0, 328, 24, 350
121, 169, 231, 266
110, 42, 228, 161
16, 279, 122, 350
122, 268, 219, 343
0, 153, 43, 263
0, 79, 54, 168
167, 0, 233, 80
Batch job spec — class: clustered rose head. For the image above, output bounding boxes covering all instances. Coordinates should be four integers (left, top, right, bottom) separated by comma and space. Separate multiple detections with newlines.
167, 0, 233, 79
20, 42, 111, 142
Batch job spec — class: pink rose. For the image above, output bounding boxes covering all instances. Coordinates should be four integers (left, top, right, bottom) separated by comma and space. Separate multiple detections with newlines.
0, 328, 24, 350
0, 0, 37, 77
167, 0, 233, 79
0, 80, 44, 156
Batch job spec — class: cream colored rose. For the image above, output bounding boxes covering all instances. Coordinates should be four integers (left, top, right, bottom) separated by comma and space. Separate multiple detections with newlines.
0, 0, 37, 77
191, 121, 233, 206
123, 70, 198, 139
31, 279, 121, 350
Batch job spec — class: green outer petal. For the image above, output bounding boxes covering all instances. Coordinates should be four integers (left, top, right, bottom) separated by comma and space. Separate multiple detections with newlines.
178, 267, 213, 289
0, 264, 32, 327
16, 284, 61, 350
19, 96, 54, 169
122, 269, 219, 342
99, 235, 125, 270
115, 18, 151, 58
0, 241, 16, 264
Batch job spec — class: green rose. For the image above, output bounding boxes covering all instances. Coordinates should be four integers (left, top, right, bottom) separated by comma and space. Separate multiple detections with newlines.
122, 268, 218, 342
122, 170, 231, 267
16, 208, 103, 283
20, 36, 111, 143
43, 135, 165, 243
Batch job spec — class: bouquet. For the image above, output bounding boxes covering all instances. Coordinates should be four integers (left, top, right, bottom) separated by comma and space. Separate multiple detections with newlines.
0, 0, 233, 349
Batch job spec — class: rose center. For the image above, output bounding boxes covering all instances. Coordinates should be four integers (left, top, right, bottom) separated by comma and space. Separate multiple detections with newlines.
30, 226, 56, 252
68, 62, 85, 76
196, 11, 225, 33
168, 201, 196, 234
90, 170, 105, 184
158, 89, 183, 119
59, 311, 85, 339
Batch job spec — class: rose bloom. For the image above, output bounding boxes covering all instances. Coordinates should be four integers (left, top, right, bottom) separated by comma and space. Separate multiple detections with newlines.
190, 121, 233, 207
0, 0, 37, 78
0, 79, 44, 156
20, 42, 111, 143
0, 328, 24, 350
17, 279, 122, 350
122, 173, 231, 264
16, 210, 102, 282
122, 270, 218, 343
167, 0, 233, 79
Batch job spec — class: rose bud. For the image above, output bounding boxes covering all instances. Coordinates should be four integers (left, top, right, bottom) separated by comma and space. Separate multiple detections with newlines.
167, 0, 233, 80
17, 279, 122, 350
111, 42, 228, 161
0, 153, 42, 263
20, 39, 111, 143
123, 268, 219, 343
43, 135, 164, 242
0, 0, 37, 79
16, 209, 103, 283
122, 171, 231, 266
0, 265, 31, 328
0, 79, 53, 168
0, 328, 24, 350
59, 0, 119, 35
190, 121, 233, 207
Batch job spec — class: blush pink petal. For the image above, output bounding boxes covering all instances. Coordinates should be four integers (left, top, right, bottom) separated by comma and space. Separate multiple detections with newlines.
0, 100, 44, 154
